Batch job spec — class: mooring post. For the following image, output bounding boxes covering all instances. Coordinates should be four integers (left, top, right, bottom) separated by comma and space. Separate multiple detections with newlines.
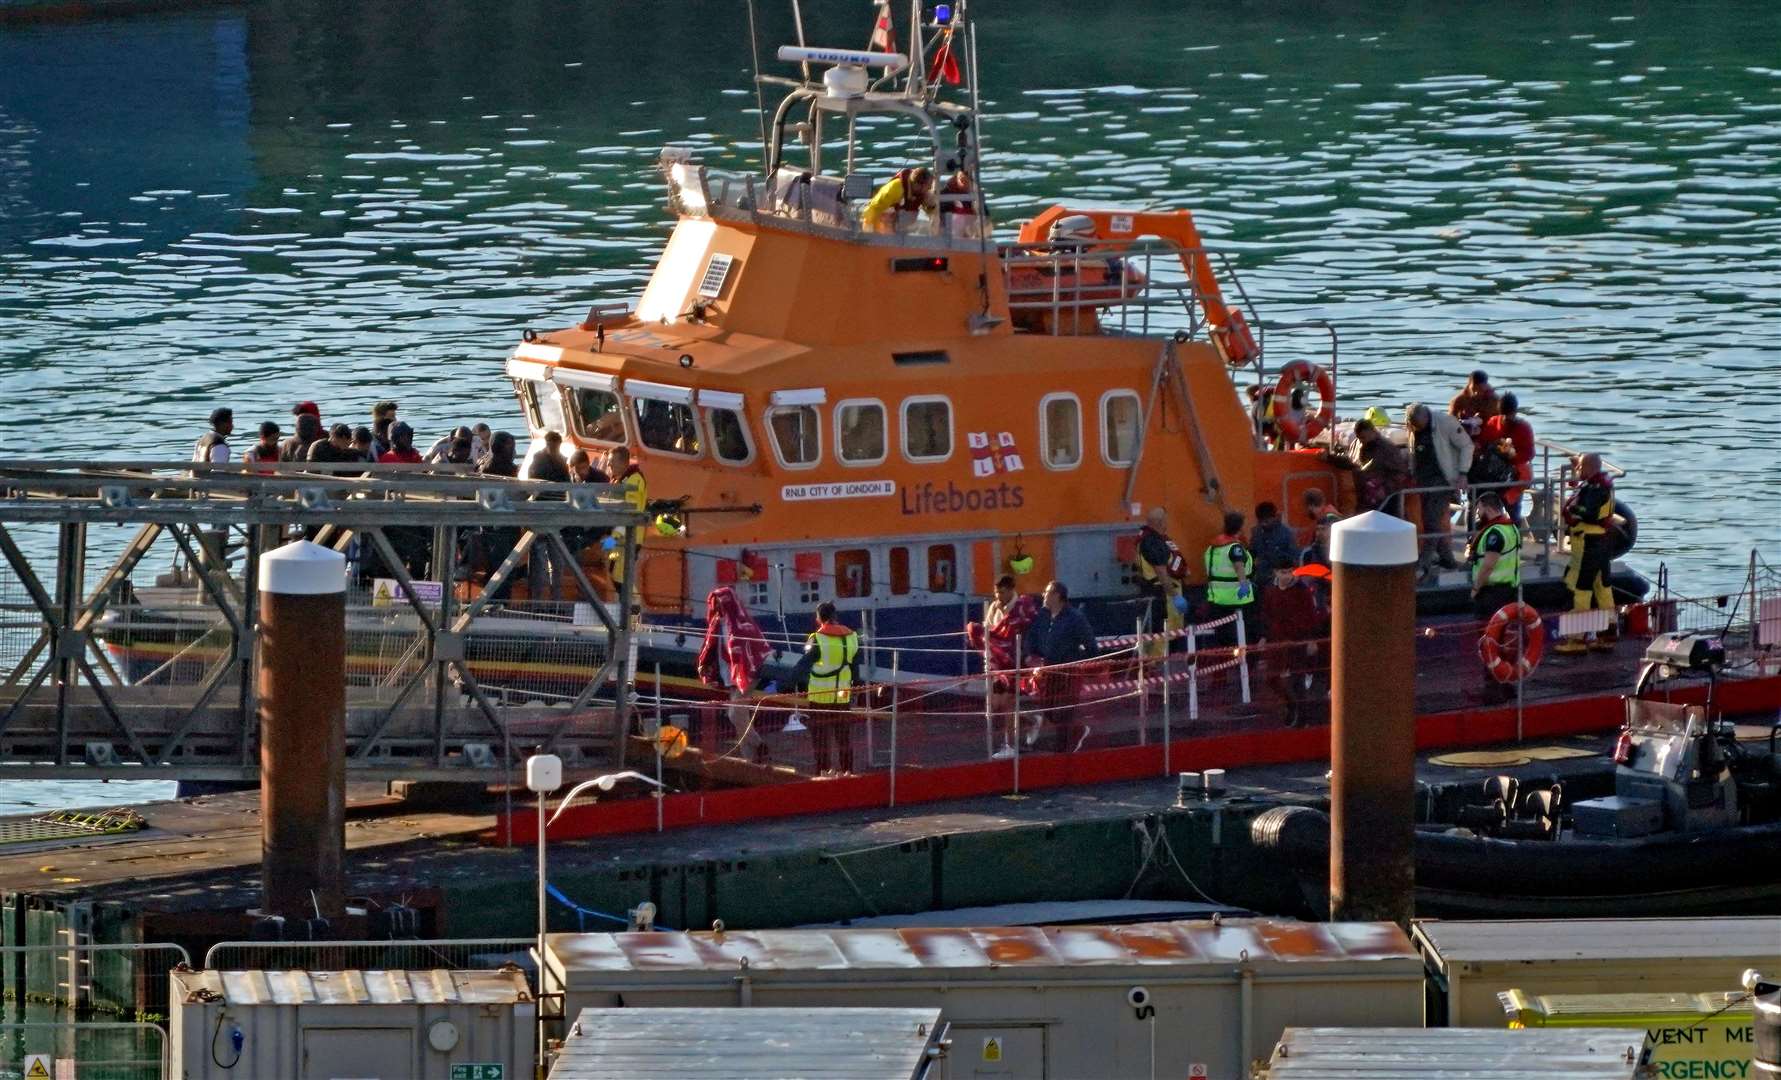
257, 540, 347, 921
1329, 511, 1418, 927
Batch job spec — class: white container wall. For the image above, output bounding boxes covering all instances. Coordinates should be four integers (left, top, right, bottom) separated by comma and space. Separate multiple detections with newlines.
544, 919, 1426, 1080
169, 969, 535, 1080
1413, 917, 1781, 1027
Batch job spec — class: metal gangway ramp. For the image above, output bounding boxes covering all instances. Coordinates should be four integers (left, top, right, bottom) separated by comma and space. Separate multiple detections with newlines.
0, 461, 648, 781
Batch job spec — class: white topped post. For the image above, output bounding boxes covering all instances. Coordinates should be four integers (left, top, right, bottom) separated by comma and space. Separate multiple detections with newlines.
257, 541, 347, 924
1327, 512, 1418, 928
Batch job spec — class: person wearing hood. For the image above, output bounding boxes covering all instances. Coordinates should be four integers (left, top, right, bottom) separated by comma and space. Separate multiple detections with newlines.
1405, 402, 1474, 578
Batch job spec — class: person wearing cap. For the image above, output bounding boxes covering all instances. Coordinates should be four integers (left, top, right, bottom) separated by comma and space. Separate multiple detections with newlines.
861, 166, 935, 233
192, 408, 233, 464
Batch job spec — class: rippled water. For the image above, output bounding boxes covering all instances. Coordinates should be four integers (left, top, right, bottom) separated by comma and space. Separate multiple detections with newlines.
1, 0, 1777, 810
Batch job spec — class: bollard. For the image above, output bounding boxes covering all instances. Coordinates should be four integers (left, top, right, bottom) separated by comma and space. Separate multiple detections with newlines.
257, 540, 347, 921
1328, 511, 1419, 927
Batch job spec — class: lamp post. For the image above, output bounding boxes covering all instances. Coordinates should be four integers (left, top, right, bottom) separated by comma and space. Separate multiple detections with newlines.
524, 756, 666, 1070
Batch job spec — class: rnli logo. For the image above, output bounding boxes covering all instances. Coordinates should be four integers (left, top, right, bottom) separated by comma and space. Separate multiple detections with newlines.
968, 431, 1025, 478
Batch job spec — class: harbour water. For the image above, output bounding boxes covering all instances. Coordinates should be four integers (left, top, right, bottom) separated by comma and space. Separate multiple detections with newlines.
1, 0, 1777, 811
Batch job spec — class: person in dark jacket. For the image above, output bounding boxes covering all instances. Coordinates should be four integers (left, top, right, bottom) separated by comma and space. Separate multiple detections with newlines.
280, 412, 324, 463
1024, 580, 1098, 753
523, 431, 572, 601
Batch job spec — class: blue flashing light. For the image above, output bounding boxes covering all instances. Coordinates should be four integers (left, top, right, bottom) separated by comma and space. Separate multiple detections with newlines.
935, 4, 952, 25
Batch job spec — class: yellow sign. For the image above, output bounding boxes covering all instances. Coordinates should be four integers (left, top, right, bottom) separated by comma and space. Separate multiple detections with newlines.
655, 724, 689, 760
981, 1037, 1003, 1063
1501, 989, 1750, 1079
24, 1055, 51, 1079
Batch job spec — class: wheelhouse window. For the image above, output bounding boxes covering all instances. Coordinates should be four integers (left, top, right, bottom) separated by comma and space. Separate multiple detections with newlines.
1101, 390, 1142, 466
569, 388, 625, 444
1041, 393, 1082, 469
706, 407, 752, 464
632, 397, 701, 457
518, 380, 566, 436
767, 405, 821, 468
902, 397, 953, 462
836, 399, 886, 465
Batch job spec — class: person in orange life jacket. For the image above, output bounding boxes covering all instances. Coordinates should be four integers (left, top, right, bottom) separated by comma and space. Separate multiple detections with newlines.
193, 407, 233, 464
861, 166, 935, 233
1135, 507, 1188, 658
1556, 452, 1617, 655
790, 601, 862, 776
1203, 510, 1254, 650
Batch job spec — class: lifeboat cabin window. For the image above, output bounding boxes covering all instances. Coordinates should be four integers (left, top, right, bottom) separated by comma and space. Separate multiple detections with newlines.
1101, 389, 1142, 467
902, 397, 953, 463
701, 391, 753, 465
837, 400, 887, 466
888, 546, 911, 596
927, 544, 958, 595
517, 379, 567, 437
1041, 393, 1082, 469
835, 549, 872, 599
569, 388, 625, 444
768, 405, 822, 469
630, 381, 701, 458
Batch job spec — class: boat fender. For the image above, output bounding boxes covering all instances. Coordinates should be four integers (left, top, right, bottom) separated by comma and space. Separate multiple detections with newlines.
1479, 601, 1545, 684
1271, 360, 1337, 444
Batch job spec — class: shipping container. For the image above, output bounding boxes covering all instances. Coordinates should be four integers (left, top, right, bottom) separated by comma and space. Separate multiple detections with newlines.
1500, 989, 1755, 1079
1413, 917, 1781, 1027
543, 918, 1425, 1080
548, 1006, 946, 1080
169, 968, 534, 1080
1260, 1026, 1654, 1078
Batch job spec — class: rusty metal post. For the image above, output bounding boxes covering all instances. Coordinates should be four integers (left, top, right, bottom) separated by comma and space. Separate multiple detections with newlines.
257, 540, 347, 920
1329, 511, 1418, 927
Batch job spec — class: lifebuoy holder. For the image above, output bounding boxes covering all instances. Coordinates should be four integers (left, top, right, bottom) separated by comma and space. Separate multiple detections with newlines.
1479, 601, 1546, 684
1271, 360, 1336, 444
1215, 309, 1260, 367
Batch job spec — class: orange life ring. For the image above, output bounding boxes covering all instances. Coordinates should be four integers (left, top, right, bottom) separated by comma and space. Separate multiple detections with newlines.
1478, 601, 1545, 684
1217, 309, 1260, 366
1271, 360, 1336, 443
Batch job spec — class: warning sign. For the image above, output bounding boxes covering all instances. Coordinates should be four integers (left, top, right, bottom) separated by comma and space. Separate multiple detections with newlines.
981, 1037, 1003, 1063
1187, 1065, 1207, 1079
23, 1055, 50, 1079
371, 577, 443, 607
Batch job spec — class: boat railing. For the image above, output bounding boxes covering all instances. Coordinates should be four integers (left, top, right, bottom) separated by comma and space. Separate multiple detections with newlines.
996, 237, 1220, 339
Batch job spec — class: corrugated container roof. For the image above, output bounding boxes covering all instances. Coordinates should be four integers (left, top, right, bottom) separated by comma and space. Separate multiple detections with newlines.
1264, 1027, 1646, 1078
1414, 917, 1781, 964
173, 968, 533, 1007
550, 1007, 941, 1080
548, 919, 1416, 981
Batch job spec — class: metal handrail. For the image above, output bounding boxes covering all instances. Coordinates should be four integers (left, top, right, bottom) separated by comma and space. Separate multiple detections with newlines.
202, 936, 533, 970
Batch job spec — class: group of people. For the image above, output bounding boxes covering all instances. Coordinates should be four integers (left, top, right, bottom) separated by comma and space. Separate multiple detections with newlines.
191, 401, 654, 600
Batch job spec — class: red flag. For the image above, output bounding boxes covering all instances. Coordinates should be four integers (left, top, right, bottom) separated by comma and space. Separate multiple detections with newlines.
868, 0, 895, 53
927, 30, 961, 85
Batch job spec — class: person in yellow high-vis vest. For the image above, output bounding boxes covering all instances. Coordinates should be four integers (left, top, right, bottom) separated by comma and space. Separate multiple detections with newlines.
1202, 510, 1254, 650
1467, 491, 1522, 702
601, 445, 647, 587
792, 601, 862, 776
